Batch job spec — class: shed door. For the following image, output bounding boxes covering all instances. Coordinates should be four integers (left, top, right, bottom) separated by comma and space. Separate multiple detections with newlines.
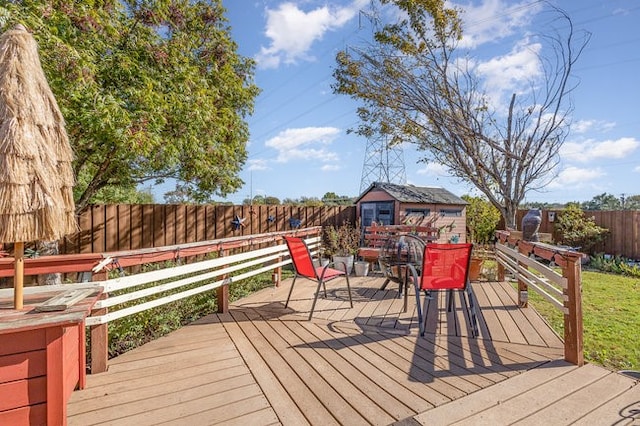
360, 202, 395, 226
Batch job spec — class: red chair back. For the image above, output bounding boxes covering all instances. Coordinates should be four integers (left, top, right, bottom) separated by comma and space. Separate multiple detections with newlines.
284, 236, 316, 279
419, 243, 473, 291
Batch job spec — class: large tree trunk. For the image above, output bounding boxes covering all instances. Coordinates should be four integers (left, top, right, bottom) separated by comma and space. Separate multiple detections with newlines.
503, 202, 519, 230
36, 240, 62, 285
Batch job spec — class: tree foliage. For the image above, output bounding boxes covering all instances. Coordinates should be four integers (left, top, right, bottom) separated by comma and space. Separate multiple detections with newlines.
333, 1, 589, 228
555, 203, 609, 253
581, 192, 621, 210
1, 1, 259, 212
462, 195, 500, 245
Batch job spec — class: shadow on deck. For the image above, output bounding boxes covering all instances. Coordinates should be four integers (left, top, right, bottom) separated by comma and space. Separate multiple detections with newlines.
67, 276, 639, 425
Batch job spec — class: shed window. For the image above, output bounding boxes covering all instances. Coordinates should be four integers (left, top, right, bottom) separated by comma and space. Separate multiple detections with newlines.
405, 208, 430, 216
440, 209, 462, 217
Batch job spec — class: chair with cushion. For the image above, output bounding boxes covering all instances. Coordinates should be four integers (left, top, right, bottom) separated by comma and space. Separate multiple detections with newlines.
407, 243, 479, 337
284, 236, 354, 320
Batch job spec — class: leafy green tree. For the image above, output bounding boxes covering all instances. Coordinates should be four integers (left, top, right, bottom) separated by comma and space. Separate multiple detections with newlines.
264, 196, 280, 205
243, 195, 265, 205
322, 192, 354, 205
90, 186, 154, 205
2, 1, 259, 213
282, 198, 298, 206
163, 183, 206, 204
622, 195, 640, 210
299, 196, 323, 207
333, 1, 589, 229
581, 193, 621, 210
555, 204, 609, 253
462, 195, 501, 245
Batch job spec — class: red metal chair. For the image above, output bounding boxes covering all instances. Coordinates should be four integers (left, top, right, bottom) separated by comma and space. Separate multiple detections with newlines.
284, 236, 353, 320
407, 243, 479, 337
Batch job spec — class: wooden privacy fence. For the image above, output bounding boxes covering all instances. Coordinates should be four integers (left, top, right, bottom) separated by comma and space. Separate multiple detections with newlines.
513, 209, 640, 259
495, 230, 584, 365
59, 204, 356, 255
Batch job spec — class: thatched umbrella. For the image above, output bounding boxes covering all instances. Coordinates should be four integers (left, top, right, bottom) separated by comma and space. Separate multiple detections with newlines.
0, 24, 77, 309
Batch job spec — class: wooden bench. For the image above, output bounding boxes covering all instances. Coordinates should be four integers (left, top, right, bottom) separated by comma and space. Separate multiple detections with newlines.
357, 225, 439, 264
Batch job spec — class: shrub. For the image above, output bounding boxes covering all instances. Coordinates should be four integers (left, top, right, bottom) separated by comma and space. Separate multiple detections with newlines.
462, 195, 501, 244
322, 221, 361, 256
554, 203, 609, 253
587, 254, 640, 278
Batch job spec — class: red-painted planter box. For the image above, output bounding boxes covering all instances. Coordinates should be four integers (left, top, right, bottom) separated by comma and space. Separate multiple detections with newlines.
0, 289, 101, 425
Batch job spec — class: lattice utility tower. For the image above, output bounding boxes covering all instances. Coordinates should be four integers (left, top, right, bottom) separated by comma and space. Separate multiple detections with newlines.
359, 134, 407, 193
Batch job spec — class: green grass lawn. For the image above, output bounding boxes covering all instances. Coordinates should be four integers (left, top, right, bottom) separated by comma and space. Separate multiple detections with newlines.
525, 269, 640, 371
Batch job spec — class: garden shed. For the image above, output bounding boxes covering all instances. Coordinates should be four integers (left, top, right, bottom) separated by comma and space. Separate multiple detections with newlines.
356, 182, 468, 243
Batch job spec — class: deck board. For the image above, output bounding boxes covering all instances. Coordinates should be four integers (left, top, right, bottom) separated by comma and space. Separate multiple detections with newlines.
67, 276, 638, 425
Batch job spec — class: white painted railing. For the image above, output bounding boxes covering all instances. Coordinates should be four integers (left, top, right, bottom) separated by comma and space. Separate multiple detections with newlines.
84, 230, 322, 373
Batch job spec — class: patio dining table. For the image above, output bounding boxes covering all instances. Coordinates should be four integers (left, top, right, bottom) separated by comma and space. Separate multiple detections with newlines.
378, 234, 427, 311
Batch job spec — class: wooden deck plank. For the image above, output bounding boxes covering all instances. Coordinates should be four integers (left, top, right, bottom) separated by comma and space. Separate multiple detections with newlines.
226, 310, 340, 426
219, 312, 310, 426
298, 321, 439, 412
69, 373, 259, 425
239, 311, 370, 426
516, 370, 639, 425
374, 336, 487, 394
476, 281, 528, 344
452, 363, 611, 425
472, 282, 507, 341
280, 319, 416, 421
571, 380, 640, 425
66, 277, 633, 426
344, 329, 468, 402
159, 406, 280, 426
411, 359, 577, 425
267, 318, 396, 425
69, 351, 246, 402
495, 281, 565, 348
155, 394, 277, 426
396, 336, 512, 386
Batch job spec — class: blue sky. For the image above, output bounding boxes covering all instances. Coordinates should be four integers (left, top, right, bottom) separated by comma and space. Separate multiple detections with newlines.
216, 0, 640, 205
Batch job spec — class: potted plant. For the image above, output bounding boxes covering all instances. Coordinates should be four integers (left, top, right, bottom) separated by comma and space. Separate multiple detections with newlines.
469, 246, 493, 281
323, 221, 361, 274
469, 255, 483, 281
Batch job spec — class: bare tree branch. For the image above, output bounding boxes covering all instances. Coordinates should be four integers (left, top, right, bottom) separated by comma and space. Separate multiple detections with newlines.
333, 1, 590, 228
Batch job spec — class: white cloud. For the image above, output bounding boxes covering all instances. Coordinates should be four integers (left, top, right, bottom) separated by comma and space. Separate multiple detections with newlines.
634, 165, 640, 173
476, 39, 542, 102
256, 1, 366, 68
561, 137, 640, 163
547, 166, 605, 189
247, 159, 269, 171
456, 0, 543, 49
571, 119, 616, 134
417, 162, 449, 176
265, 126, 341, 163
321, 164, 341, 172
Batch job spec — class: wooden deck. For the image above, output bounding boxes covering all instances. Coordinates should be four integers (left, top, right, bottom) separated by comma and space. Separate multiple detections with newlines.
67, 276, 639, 425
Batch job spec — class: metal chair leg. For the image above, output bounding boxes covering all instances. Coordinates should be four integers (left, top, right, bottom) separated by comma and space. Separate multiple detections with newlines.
345, 274, 353, 307
466, 286, 479, 337
285, 275, 298, 308
308, 279, 324, 320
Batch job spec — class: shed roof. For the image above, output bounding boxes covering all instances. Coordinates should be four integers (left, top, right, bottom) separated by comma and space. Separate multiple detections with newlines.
357, 182, 468, 205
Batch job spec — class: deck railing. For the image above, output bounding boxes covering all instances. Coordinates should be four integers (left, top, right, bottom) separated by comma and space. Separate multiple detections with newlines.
495, 230, 584, 365
5, 227, 322, 374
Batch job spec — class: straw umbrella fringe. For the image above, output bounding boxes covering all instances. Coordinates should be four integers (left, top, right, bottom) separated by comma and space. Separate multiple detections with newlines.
0, 24, 78, 309
0, 25, 77, 243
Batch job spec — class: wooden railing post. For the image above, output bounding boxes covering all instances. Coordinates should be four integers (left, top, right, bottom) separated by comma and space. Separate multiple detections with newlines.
273, 237, 282, 287
217, 248, 229, 313
563, 255, 584, 366
517, 244, 529, 308
90, 270, 109, 374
